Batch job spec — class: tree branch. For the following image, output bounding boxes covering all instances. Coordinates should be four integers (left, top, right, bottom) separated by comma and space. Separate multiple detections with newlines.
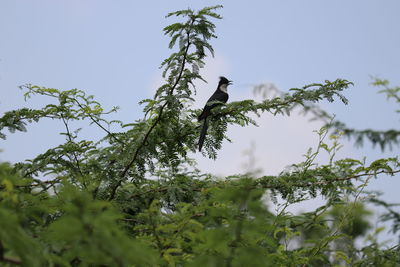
108, 20, 195, 200
61, 115, 83, 177
72, 99, 124, 145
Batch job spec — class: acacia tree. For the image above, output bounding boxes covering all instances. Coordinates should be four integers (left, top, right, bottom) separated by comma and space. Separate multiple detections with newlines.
0, 5, 399, 266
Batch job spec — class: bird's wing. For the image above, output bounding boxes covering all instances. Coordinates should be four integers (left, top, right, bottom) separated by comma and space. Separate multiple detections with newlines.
198, 90, 228, 121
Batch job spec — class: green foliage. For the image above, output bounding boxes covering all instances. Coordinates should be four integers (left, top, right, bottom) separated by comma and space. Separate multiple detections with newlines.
1, 5, 399, 266
45, 185, 158, 266
330, 78, 400, 151
253, 78, 400, 152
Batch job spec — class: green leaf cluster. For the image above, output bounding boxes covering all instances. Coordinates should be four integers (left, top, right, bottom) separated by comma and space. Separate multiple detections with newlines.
0, 5, 399, 266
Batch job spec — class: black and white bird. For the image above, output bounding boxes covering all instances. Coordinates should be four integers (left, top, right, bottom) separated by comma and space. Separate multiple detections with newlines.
198, 76, 232, 151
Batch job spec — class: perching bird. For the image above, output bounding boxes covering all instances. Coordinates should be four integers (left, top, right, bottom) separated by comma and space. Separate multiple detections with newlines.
198, 76, 232, 151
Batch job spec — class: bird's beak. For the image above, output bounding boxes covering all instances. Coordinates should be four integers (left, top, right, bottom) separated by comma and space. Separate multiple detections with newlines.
228, 80, 233, 85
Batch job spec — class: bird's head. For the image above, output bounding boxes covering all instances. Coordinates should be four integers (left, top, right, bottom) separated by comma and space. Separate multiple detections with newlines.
219, 76, 233, 85
218, 76, 232, 93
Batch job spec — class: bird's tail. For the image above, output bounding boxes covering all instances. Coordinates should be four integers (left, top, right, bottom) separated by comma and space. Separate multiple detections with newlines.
198, 118, 209, 152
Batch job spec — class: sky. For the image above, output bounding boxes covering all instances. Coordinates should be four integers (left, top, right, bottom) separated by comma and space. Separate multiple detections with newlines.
1, 0, 399, 243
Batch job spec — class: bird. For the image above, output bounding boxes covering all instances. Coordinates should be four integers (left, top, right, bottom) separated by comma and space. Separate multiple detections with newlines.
198, 76, 232, 151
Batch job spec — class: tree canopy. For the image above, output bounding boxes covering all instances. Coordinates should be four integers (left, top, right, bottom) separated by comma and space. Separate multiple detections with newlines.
0, 5, 399, 266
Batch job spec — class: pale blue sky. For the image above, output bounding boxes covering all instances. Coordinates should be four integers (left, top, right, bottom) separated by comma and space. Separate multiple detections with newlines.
1, 0, 399, 241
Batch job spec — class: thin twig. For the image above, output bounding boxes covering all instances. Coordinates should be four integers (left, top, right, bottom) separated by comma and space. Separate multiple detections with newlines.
73, 99, 124, 145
